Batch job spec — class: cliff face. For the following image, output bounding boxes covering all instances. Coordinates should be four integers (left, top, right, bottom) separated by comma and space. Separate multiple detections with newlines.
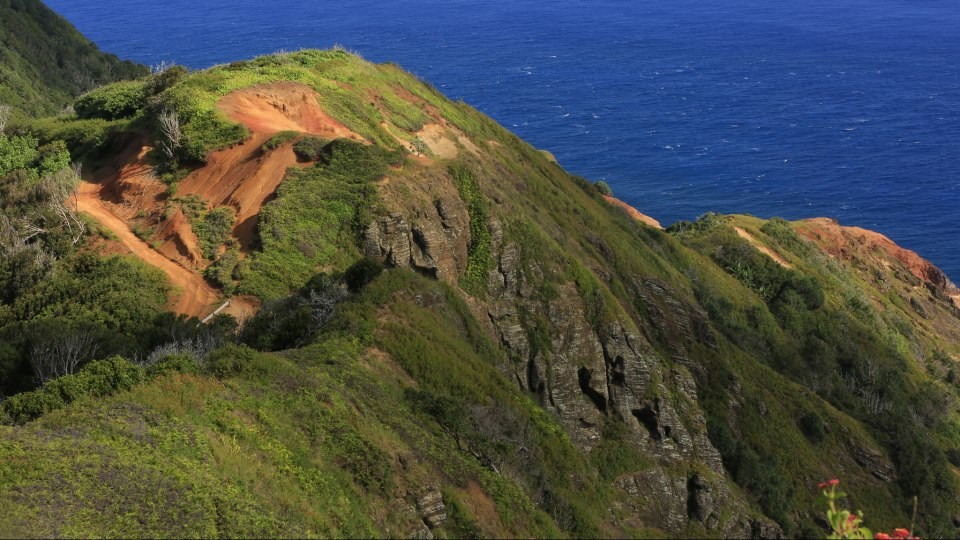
4, 44, 960, 538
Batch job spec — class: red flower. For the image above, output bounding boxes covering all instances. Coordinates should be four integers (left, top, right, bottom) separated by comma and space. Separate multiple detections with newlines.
893, 529, 911, 539
829, 479, 840, 486
875, 534, 891, 540
847, 514, 858, 524
818, 482, 828, 489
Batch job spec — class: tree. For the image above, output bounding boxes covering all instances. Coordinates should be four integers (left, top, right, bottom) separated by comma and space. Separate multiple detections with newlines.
30, 328, 100, 383
43, 163, 86, 245
594, 180, 612, 196
158, 107, 182, 161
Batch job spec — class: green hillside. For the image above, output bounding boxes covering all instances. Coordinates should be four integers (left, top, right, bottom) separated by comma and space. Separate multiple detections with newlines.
2, 19, 960, 539
0, 0, 147, 116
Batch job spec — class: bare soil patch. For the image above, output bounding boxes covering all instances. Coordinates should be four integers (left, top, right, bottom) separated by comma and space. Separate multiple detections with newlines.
603, 196, 663, 229
77, 181, 220, 317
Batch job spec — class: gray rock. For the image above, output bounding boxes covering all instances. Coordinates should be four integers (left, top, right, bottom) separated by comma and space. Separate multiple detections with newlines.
416, 487, 447, 529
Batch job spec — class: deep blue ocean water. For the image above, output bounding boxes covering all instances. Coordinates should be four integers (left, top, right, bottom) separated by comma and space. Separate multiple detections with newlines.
45, 0, 960, 280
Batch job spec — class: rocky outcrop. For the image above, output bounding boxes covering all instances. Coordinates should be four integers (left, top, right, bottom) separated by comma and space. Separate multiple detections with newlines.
614, 468, 782, 538
367, 169, 767, 535
363, 196, 469, 280
416, 487, 447, 529
851, 444, 897, 483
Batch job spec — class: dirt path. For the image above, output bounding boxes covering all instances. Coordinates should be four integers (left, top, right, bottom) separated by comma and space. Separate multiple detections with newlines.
733, 226, 793, 269
77, 181, 220, 317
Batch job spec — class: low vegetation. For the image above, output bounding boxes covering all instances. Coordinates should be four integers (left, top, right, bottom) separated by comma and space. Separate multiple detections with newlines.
2, 39, 959, 538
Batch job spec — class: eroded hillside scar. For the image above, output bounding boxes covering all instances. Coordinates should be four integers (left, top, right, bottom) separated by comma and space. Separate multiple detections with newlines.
76, 82, 361, 317
77, 181, 220, 316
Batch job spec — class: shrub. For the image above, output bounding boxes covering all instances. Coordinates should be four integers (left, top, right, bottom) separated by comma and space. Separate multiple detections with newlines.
292, 136, 329, 161
1, 356, 144, 424
262, 130, 299, 151
593, 180, 612, 196
205, 248, 242, 292
193, 206, 236, 259
145, 354, 199, 377
205, 344, 260, 378
345, 257, 384, 293
74, 80, 147, 120
797, 411, 827, 444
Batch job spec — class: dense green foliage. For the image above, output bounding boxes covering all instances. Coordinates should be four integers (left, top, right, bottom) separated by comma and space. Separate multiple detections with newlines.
450, 164, 493, 296
231, 139, 401, 299
74, 80, 147, 121
0, 133, 170, 398
0, 0, 147, 116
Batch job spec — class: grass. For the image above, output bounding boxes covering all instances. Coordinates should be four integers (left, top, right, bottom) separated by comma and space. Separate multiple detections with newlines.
5, 46, 960, 537
235, 139, 401, 300
0, 271, 599, 537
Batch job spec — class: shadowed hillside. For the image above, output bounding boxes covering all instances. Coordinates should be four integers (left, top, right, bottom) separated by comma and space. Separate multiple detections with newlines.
0, 0, 147, 116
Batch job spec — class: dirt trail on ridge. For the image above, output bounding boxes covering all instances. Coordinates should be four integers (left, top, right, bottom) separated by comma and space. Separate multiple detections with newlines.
77, 181, 220, 317
733, 226, 793, 269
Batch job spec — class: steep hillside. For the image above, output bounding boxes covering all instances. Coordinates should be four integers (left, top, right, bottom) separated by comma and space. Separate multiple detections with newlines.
0, 0, 147, 116
3, 48, 960, 539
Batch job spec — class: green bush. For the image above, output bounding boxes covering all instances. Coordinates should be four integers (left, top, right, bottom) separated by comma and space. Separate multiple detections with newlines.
205, 344, 260, 378
593, 180, 612, 196
146, 354, 199, 377
205, 248, 242, 293
797, 411, 826, 444
2, 356, 144, 424
74, 80, 147, 120
292, 136, 329, 161
345, 257, 384, 293
262, 131, 299, 151
193, 206, 236, 259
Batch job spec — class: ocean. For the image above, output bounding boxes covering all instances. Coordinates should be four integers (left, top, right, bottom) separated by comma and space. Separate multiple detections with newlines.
45, 0, 960, 280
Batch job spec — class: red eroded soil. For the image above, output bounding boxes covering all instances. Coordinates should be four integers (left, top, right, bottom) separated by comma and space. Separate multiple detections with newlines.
797, 217, 957, 293
176, 132, 301, 250
218, 82, 363, 140
178, 82, 365, 250
76, 83, 364, 317
77, 181, 220, 317
603, 195, 663, 229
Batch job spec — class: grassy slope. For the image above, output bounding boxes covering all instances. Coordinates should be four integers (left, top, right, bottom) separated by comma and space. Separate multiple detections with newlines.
4, 48, 960, 536
0, 271, 589, 538
0, 0, 147, 116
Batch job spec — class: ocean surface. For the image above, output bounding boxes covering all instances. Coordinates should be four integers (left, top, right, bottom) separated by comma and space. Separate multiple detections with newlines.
46, 0, 960, 280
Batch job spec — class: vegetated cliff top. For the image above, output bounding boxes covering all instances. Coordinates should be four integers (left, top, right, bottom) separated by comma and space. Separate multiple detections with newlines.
0, 0, 147, 116
3, 43, 960, 539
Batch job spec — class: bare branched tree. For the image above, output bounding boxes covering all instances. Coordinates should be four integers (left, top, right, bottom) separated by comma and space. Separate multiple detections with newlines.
299, 277, 348, 333
0, 104, 10, 134
0, 213, 48, 251
151, 60, 175, 75
158, 107, 183, 161
143, 332, 220, 368
43, 164, 86, 245
30, 330, 100, 383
